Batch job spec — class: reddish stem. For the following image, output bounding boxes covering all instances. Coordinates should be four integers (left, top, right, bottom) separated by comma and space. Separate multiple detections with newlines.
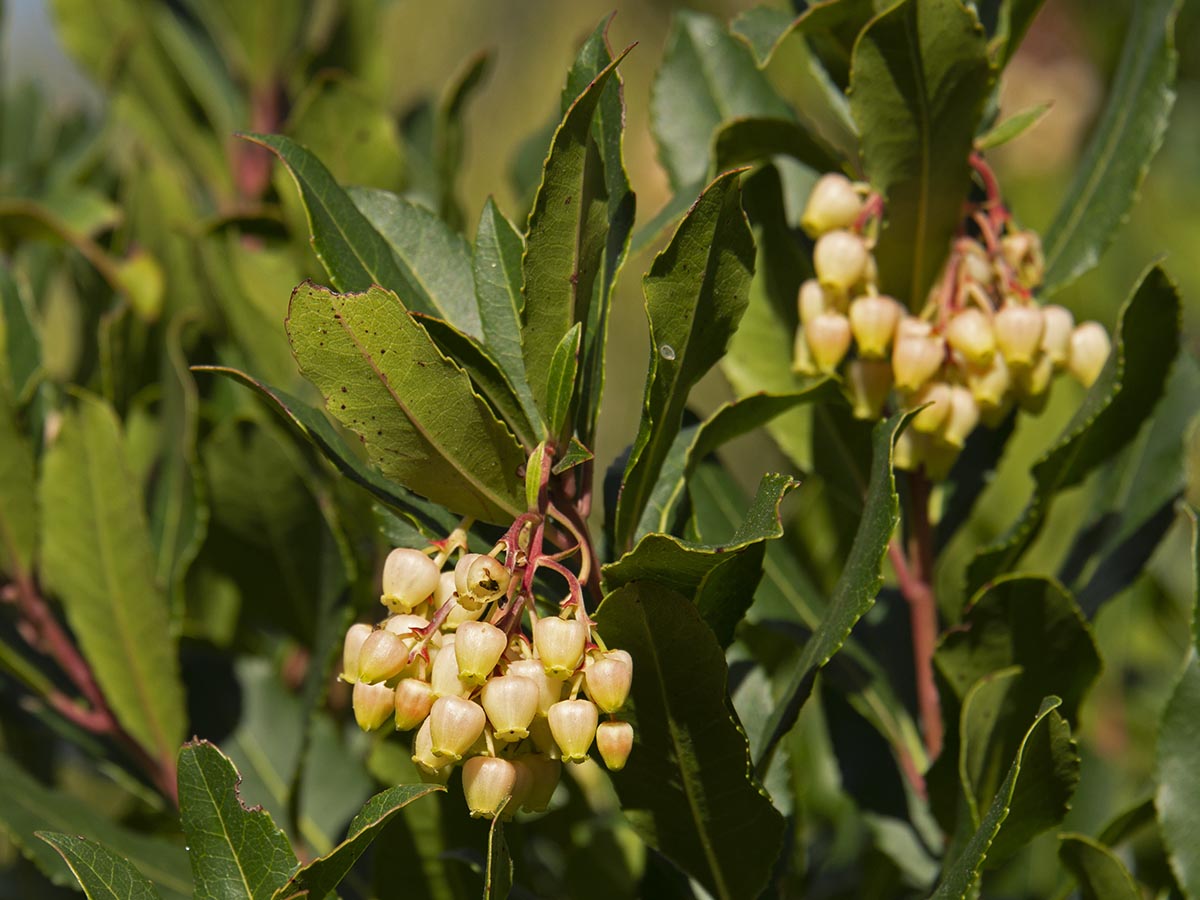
891, 472, 943, 761
4, 574, 179, 804
853, 192, 885, 233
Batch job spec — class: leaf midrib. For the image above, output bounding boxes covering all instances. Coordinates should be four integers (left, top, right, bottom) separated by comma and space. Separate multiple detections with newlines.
191, 759, 260, 900
637, 599, 732, 900
80, 416, 172, 762
330, 298, 520, 520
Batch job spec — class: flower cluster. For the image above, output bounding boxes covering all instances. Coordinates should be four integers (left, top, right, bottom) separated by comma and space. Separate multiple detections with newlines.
341, 531, 633, 821
794, 170, 1113, 479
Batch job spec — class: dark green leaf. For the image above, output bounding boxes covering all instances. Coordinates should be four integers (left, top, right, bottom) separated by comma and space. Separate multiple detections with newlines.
39, 391, 185, 767
0, 377, 36, 583
473, 198, 542, 431
929, 698, 1074, 898
520, 45, 632, 425
605, 473, 797, 647
722, 164, 812, 471
712, 116, 841, 175
974, 101, 1051, 150
966, 265, 1181, 594
1, 263, 41, 401
936, 575, 1101, 725
561, 19, 637, 447
0, 751, 191, 899
37, 832, 163, 900
414, 313, 540, 450
272, 783, 443, 900
552, 437, 594, 475
651, 10, 791, 189
1067, 355, 1200, 611
690, 462, 930, 786
613, 170, 755, 551
286, 282, 526, 524
239, 133, 439, 319
849, 0, 994, 309
1155, 505, 1200, 897
193, 366, 455, 533
545, 322, 581, 442
484, 816, 512, 900
151, 316, 207, 627
596, 585, 785, 900
178, 740, 297, 900
1040, 0, 1178, 293
348, 186, 481, 337
1058, 834, 1141, 900
755, 409, 914, 771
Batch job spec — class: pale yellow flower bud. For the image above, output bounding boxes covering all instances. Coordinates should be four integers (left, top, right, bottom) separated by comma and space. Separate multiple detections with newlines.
798, 279, 829, 326
481, 674, 539, 742
1040, 305, 1074, 367
454, 621, 507, 685
892, 318, 945, 391
994, 302, 1044, 368
341, 623, 373, 684
848, 295, 901, 358
411, 717, 452, 780
846, 358, 893, 421
429, 695, 486, 761
910, 381, 953, 434
940, 386, 980, 449
357, 630, 412, 684
533, 617, 587, 679
1068, 322, 1111, 388
548, 698, 599, 763
393, 678, 435, 732
965, 353, 1011, 411
945, 307, 996, 366
813, 229, 869, 293
596, 721, 634, 771
584, 650, 633, 714
806, 312, 853, 373
430, 638, 472, 699
462, 756, 517, 820
801, 173, 863, 237
352, 681, 395, 732
381, 548, 439, 613
507, 658, 562, 716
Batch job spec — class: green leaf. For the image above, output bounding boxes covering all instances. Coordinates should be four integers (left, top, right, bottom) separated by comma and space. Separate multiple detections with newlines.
974, 100, 1051, 150
849, 0, 994, 309
551, 437, 594, 475
712, 116, 841, 175
37, 832, 163, 900
988, 0, 1049, 66
721, 164, 812, 471
545, 322, 581, 442
348, 186, 481, 337
561, 19, 637, 447
604, 473, 797, 647
639, 381, 841, 538
415, 313, 540, 450
1041, 0, 1177, 293
193, 366, 455, 533
929, 698, 1073, 898
630, 180, 706, 257
473, 198, 542, 432
935, 576, 1101, 725
287, 72, 406, 194
239, 133, 437, 319
151, 316, 207, 627
953, 671, 1080, 864
613, 170, 755, 551
0, 751, 191, 900
286, 282, 526, 524
754, 409, 914, 772
1058, 834, 1141, 900
1065, 354, 1200, 611
178, 740, 297, 900
220, 660, 371, 857
484, 816, 512, 900
966, 265, 1181, 594
272, 783, 443, 900
0, 378, 36, 583
39, 390, 185, 767
595, 585, 785, 900
690, 462, 930, 784
651, 10, 792, 190
730, 6, 796, 65
520, 44, 631, 423
1, 263, 41, 401
1155, 505, 1200, 898
434, 50, 491, 229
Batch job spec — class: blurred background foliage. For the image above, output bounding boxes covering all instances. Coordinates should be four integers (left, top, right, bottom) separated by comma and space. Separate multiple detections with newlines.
0, 0, 1197, 897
